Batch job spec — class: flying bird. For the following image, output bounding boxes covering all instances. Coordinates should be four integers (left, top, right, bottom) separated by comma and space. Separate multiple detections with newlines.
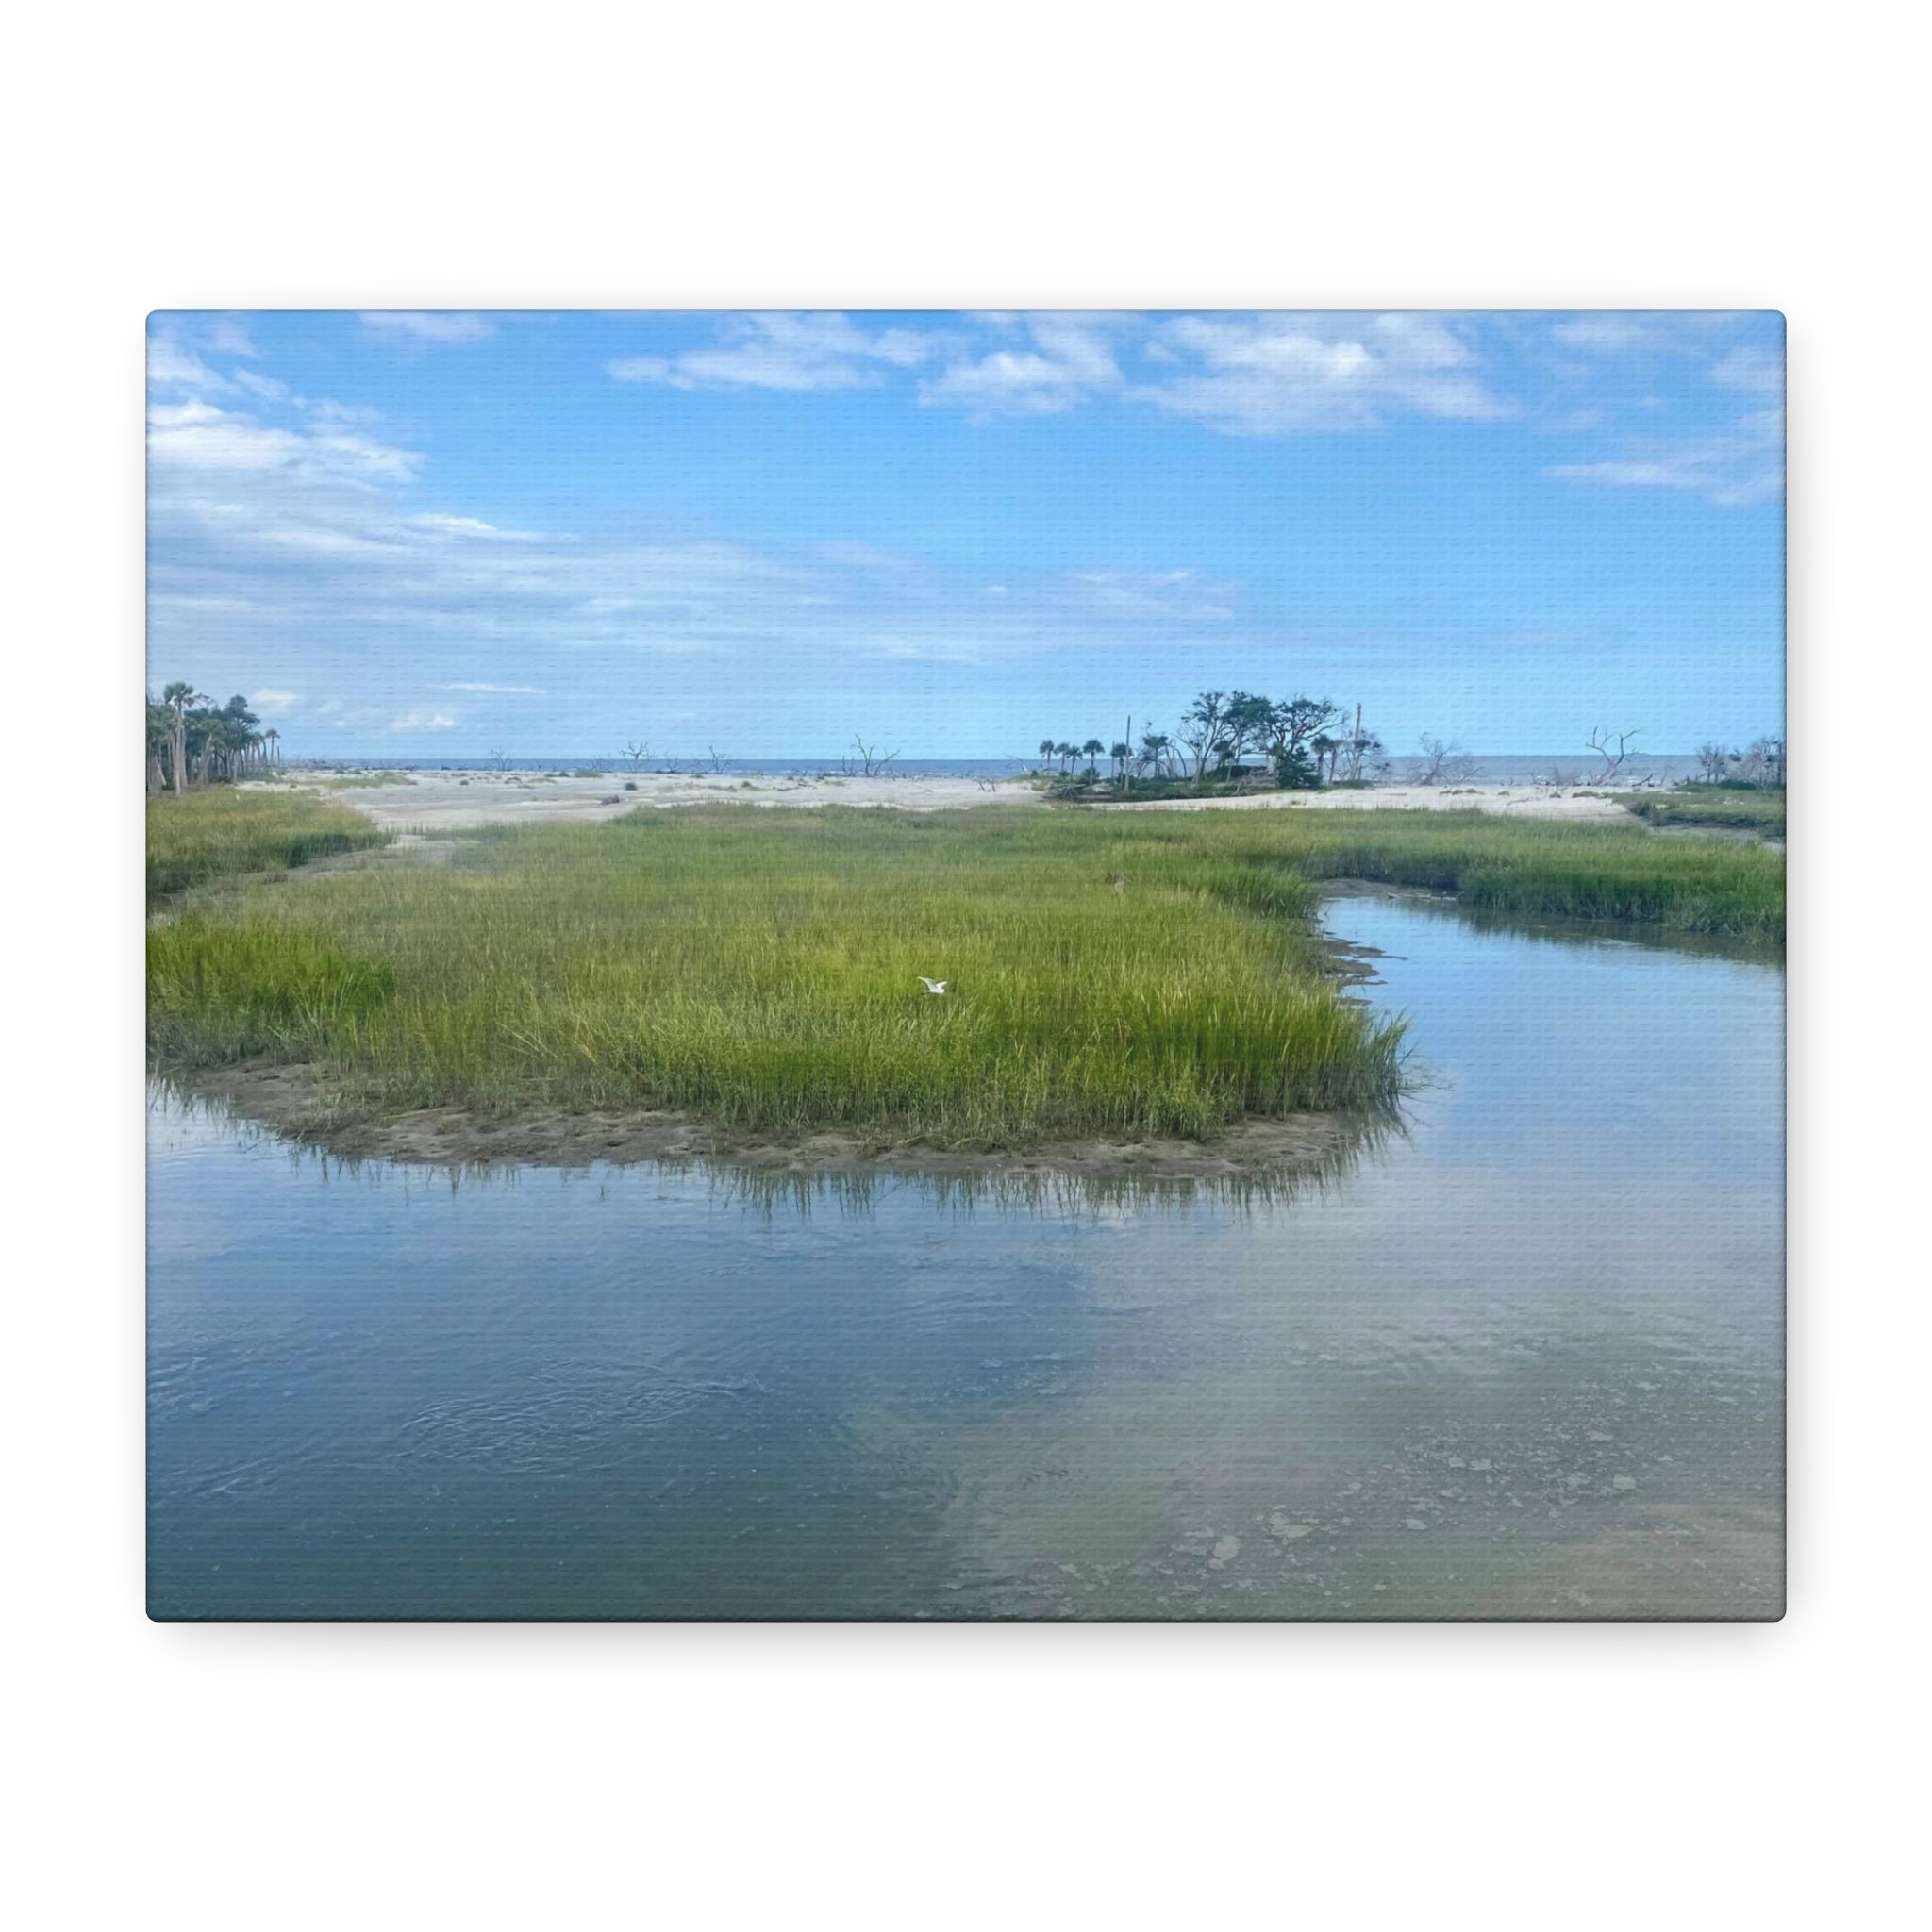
918, 976, 949, 995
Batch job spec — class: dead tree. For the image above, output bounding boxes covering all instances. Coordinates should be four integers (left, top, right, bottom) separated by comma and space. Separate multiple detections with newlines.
1413, 734, 1480, 786
1586, 727, 1641, 785
846, 736, 900, 777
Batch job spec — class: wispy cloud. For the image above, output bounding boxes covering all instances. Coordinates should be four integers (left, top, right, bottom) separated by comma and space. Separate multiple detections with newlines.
147, 337, 232, 392
147, 356, 1254, 693
609, 308, 1519, 438
147, 397, 423, 485
1057, 568, 1235, 622
358, 311, 496, 344
201, 318, 259, 357
391, 708, 459, 731
1709, 345, 1784, 393
918, 315, 1125, 418
1550, 316, 1660, 354
1546, 407, 1784, 507
608, 312, 944, 392
1547, 312, 1746, 358
1131, 313, 1513, 434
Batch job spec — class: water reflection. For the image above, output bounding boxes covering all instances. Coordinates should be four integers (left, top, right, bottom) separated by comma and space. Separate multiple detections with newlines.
148, 891, 1783, 1620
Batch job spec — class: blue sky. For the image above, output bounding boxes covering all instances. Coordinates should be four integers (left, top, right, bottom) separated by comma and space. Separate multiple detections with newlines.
146, 310, 1784, 758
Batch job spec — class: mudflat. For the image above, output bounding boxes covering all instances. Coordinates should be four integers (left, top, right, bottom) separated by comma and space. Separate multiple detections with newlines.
183, 1058, 1365, 1183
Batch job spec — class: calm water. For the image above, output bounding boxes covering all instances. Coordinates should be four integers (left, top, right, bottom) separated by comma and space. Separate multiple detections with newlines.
147, 891, 1784, 1619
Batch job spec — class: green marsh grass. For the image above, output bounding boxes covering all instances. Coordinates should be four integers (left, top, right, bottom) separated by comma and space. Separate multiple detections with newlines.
146, 787, 391, 906
1619, 787, 1786, 836
147, 802, 1782, 1146
1235, 808, 1786, 931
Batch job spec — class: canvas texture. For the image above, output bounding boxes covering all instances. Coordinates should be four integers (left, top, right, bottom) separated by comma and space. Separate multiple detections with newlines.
145, 310, 1786, 1619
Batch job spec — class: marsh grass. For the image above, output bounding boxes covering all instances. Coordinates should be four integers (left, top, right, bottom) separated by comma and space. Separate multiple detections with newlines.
146, 788, 391, 906
148, 801, 1782, 1146
1250, 808, 1785, 930
1619, 787, 1786, 836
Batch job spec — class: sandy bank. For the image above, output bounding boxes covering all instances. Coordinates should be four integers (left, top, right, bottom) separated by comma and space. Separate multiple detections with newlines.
180, 1059, 1366, 1184
1093, 783, 1638, 821
268, 768, 1639, 829
268, 768, 1034, 831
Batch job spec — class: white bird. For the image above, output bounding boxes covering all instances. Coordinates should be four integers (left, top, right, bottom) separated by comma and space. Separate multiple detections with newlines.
918, 976, 949, 995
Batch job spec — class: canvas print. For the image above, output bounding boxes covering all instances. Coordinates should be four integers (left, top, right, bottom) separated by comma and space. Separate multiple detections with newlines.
146, 309, 1785, 1619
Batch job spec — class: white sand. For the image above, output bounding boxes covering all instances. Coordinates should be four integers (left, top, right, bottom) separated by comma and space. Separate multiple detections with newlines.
1096, 782, 1637, 821
272, 768, 1639, 831
279, 768, 1038, 831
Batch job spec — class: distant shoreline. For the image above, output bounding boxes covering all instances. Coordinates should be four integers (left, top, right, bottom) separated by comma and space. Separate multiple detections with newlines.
259, 767, 1653, 829
272, 751, 1709, 783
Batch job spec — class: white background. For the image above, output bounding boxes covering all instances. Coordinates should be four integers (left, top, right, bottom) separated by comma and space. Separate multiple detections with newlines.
4, 2, 1923, 1924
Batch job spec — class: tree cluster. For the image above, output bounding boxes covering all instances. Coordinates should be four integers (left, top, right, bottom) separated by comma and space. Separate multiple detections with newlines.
1041, 692, 1384, 791
1694, 735, 1786, 787
147, 683, 276, 792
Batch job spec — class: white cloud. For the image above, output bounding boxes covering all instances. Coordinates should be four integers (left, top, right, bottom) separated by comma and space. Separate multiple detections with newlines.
147, 324, 1310, 703
148, 315, 262, 376
1540, 406, 1607, 434
203, 318, 259, 357
231, 369, 291, 402
149, 394, 1248, 687
147, 405, 818, 663
1550, 316, 1658, 353
1545, 407, 1784, 506
251, 688, 302, 714
358, 311, 495, 344
1710, 345, 1783, 393
608, 313, 944, 392
147, 338, 231, 392
309, 398, 384, 426
1058, 568, 1235, 622
1549, 314, 1778, 384
919, 315, 1124, 418
610, 309, 1518, 439
855, 633, 998, 665
1129, 313, 1511, 434
147, 397, 422, 485
391, 709, 459, 731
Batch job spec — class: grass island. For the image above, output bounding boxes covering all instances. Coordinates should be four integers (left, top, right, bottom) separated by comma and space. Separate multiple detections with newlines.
147, 783, 1785, 1172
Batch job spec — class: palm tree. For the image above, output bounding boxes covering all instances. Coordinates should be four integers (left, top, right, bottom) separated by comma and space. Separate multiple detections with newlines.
1109, 741, 1132, 780
214, 694, 263, 782
1038, 737, 1058, 772
159, 681, 206, 791
1055, 741, 1077, 773
1081, 737, 1105, 775
145, 699, 174, 793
